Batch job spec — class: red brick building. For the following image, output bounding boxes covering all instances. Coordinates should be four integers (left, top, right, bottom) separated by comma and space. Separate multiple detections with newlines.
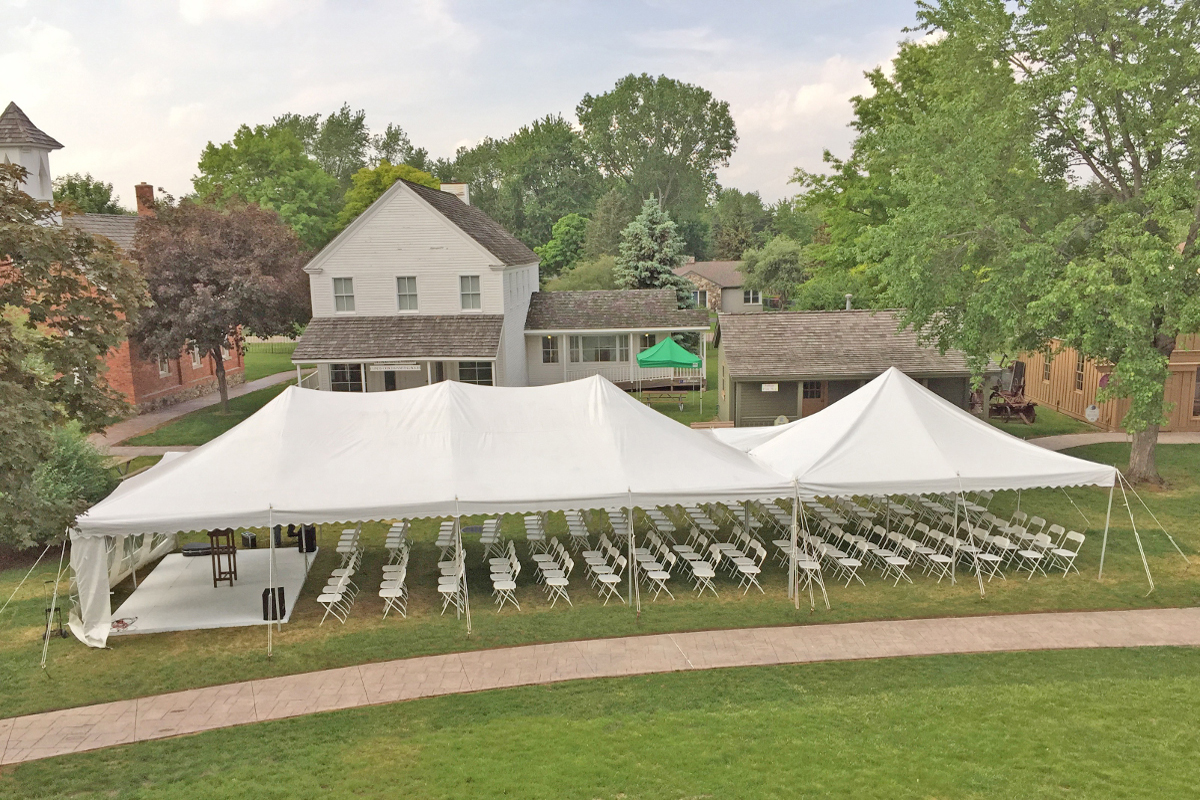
64, 184, 245, 411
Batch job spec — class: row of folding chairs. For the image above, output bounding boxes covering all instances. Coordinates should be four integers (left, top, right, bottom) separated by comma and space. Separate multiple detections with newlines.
632, 532, 676, 601
533, 538, 573, 607
489, 540, 521, 611
582, 536, 627, 604
479, 518, 504, 562
437, 552, 467, 617
379, 544, 409, 618
524, 514, 548, 554
318, 527, 364, 624
385, 522, 408, 564
436, 520, 457, 561
564, 510, 591, 552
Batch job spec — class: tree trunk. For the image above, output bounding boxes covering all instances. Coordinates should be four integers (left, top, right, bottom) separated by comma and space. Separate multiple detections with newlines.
213, 350, 229, 414
1127, 424, 1163, 485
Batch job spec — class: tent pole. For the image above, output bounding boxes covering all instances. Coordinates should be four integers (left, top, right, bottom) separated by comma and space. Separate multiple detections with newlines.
267, 507, 275, 657
295, 364, 302, 387
457, 513, 471, 634
40, 540, 67, 670
1098, 482, 1115, 579
789, 489, 798, 606
951, 493, 958, 586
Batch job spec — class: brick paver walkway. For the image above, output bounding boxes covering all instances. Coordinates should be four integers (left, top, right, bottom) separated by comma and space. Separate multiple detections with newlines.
3, 607, 1198, 765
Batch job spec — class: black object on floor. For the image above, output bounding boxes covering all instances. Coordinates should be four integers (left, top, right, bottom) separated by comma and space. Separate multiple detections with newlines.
181, 542, 212, 557
262, 587, 286, 621
298, 525, 317, 553
240, 530, 257, 549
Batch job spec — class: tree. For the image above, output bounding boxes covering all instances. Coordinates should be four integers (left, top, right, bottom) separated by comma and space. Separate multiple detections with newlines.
544, 255, 617, 291
614, 198, 694, 307
439, 115, 601, 247
869, 0, 1200, 483
272, 104, 370, 191
370, 123, 430, 171
130, 199, 310, 413
577, 73, 737, 220
534, 213, 589, 281
336, 161, 440, 230
584, 188, 638, 259
194, 124, 341, 249
741, 236, 807, 303
709, 188, 771, 260
0, 162, 145, 548
52, 173, 129, 215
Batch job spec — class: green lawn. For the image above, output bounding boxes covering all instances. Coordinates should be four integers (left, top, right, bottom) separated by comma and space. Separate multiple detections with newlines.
1, 443, 1195, 719
4, 647, 1199, 799
242, 343, 298, 383
124, 381, 294, 446
984, 404, 1099, 439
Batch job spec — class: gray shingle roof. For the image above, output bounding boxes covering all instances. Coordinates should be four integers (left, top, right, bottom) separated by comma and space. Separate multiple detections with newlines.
402, 179, 538, 266
63, 213, 139, 251
0, 102, 63, 149
674, 260, 744, 288
718, 310, 972, 380
293, 315, 504, 361
524, 289, 710, 331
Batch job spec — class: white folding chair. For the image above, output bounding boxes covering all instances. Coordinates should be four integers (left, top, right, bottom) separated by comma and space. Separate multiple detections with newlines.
1050, 532, 1085, 576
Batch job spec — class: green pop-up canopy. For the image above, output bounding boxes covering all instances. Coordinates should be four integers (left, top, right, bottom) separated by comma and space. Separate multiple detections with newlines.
636, 336, 701, 369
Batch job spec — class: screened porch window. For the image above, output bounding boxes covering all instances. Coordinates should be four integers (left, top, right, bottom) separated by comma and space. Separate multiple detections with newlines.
542, 335, 559, 364
569, 335, 629, 363
458, 361, 493, 385
639, 333, 657, 350
330, 363, 363, 392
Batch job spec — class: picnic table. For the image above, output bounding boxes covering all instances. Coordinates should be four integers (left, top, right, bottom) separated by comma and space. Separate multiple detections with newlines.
641, 390, 688, 411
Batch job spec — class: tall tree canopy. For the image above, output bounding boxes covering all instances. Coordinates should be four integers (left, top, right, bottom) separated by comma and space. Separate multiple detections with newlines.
863, 0, 1200, 482
577, 73, 737, 222
52, 173, 129, 215
194, 124, 341, 249
439, 115, 601, 247
535, 212, 589, 281
130, 199, 310, 412
1, 163, 145, 547
335, 161, 440, 231
271, 104, 371, 191
614, 198, 694, 307
709, 188, 771, 260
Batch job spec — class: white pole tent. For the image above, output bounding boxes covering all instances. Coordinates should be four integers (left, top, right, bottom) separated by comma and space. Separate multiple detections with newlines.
71, 376, 793, 647
712, 368, 1122, 599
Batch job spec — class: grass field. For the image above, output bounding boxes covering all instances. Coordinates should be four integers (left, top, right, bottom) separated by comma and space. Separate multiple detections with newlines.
984, 405, 1099, 439
3, 647, 1199, 798
0, 443, 1195, 719
124, 380, 294, 446
242, 343, 299, 383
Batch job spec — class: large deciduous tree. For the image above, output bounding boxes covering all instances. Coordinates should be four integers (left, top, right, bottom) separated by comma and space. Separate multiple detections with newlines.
614, 198, 694, 307
130, 200, 310, 413
534, 213, 589, 281
335, 161, 440, 231
867, 0, 1200, 483
577, 73, 737, 222
1, 163, 145, 547
52, 173, 130, 215
709, 188, 771, 260
741, 236, 808, 304
194, 124, 341, 249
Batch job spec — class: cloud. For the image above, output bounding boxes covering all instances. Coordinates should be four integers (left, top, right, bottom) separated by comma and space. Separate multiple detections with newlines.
177, 0, 320, 25
629, 26, 735, 55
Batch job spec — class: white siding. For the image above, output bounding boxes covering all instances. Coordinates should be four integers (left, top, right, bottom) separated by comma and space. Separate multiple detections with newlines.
500, 265, 537, 386
308, 185, 501, 318
526, 334, 567, 386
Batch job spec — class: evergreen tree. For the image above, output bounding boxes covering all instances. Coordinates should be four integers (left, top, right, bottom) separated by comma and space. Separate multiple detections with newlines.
614, 198, 694, 307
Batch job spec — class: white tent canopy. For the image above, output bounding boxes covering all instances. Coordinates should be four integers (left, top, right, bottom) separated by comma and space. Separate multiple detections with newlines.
714, 367, 1117, 496
71, 376, 793, 646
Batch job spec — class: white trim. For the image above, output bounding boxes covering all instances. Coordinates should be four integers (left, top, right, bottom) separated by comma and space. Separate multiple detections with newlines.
292, 356, 499, 365
524, 326, 708, 336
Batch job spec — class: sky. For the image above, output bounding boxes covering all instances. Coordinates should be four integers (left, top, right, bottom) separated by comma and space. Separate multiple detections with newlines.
3, 0, 920, 210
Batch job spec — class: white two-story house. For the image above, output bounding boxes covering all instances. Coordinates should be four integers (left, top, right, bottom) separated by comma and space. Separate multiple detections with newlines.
293, 178, 709, 392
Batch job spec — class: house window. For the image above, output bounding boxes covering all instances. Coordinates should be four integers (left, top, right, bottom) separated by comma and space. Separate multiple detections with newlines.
542, 335, 559, 364
190, 347, 203, 369
157, 354, 170, 377
460, 275, 481, 310
1074, 352, 1085, 391
458, 361, 493, 385
396, 276, 418, 311
569, 335, 628, 363
802, 381, 823, 399
692, 290, 707, 308
1193, 368, 1200, 417
333, 278, 355, 312
1042, 358, 1051, 382
743, 289, 761, 305
330, 363, 363, 392
639, 333, 657, 350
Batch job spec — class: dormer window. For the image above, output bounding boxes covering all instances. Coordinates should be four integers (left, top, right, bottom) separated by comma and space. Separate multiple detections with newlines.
333, 278, 355, 312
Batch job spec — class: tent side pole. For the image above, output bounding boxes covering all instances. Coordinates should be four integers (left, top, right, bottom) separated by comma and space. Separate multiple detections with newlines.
789, 490, 798, 606
1117, 475, 1155, 593
268, 506, 275, 658
1098, 482, 1115, 579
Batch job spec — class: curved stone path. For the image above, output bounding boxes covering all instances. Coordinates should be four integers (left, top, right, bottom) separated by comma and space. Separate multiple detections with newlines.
3, 607, 1199, 766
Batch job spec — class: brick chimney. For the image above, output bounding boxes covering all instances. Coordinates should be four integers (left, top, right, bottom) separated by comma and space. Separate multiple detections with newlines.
134, 183, 155, 217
